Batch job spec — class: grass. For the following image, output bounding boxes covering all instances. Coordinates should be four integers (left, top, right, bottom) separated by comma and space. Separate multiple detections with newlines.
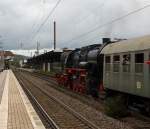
104, 95, 128, 118
36, 70, 58, 77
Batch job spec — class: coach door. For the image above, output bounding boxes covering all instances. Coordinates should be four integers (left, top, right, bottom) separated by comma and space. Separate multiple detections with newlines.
134, 52, 145, 97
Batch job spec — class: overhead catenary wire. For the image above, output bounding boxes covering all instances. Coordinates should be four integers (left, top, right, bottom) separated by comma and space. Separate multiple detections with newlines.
74, 0, 107, 25
64, 3, 150, 45
31, 0, 46, 33
30, 0, 63, 42
24, 0, 45, 44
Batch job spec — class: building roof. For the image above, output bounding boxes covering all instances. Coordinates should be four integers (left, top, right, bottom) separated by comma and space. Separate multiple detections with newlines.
101, 35, 150, 54
0, 51, 14, 57
28, 50, 62, 64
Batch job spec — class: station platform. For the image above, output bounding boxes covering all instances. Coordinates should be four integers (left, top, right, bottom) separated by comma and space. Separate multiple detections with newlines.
0, 70, 45, 129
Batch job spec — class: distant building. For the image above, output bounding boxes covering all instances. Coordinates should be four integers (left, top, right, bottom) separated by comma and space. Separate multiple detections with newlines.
0, 51, 14, 60
62, 48, 73, 52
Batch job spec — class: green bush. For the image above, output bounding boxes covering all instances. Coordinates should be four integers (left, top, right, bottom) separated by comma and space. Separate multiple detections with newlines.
38, 70, 56, 76
104, 95, 128, 118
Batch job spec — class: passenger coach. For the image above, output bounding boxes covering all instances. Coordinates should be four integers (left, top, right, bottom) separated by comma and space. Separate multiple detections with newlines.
101, 35, 150, 113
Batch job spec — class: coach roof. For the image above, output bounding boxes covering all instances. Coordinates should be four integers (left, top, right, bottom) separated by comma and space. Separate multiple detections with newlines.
101, 35, 150, 54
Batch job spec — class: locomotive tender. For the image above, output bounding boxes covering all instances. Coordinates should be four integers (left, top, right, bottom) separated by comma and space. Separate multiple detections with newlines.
58, 35, 150, 113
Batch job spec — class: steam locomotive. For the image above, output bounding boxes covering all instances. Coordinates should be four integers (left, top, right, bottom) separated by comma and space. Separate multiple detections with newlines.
57, 35, 150, 114
59, 38, 111, 97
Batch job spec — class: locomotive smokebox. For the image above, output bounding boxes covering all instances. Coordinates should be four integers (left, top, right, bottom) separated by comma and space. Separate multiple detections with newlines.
102, 38, 111, 44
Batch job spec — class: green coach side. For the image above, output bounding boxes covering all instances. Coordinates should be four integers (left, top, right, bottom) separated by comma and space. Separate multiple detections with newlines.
101, 35, 150, 99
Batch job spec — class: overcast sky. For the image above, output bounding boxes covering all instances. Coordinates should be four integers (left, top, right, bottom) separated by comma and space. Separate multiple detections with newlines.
0, 0, 150, 53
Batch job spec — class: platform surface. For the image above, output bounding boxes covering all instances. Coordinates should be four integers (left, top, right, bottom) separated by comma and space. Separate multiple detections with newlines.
0, 70, 45, 129
0, 71, 6, 104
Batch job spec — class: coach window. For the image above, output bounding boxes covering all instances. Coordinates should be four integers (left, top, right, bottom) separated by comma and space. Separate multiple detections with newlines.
122, 54, 130, 72
113, 55, 120, 72
105, 56, 111, 71
135, 53, 144, 73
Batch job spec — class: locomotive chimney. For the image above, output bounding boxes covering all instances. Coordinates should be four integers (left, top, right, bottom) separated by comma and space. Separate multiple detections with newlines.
102, 38, 111, 44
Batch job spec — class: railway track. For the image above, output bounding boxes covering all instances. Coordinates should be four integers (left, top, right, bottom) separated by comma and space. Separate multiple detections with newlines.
15, 70, 150, 129
25, 71, 105, 112
15, 71, 59, 129
14, 71, 100, 129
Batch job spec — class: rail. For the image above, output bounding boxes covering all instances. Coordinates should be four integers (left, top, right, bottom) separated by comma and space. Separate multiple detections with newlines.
16, 72, 60, 129
16, 71, 100, 129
